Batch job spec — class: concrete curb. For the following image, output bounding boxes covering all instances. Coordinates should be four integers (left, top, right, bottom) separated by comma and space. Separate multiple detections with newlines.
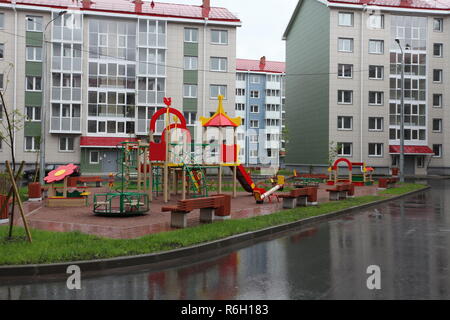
0, 186, 430, 280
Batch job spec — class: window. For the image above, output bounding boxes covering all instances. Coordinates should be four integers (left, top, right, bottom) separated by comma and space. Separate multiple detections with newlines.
183, 112, 197, 126
250, 91, 260, 99
338, 12, 353, 27
433, 94, 443, 108
26, 16, 43, 32
368, 143, 383, 157
25, 136, 40, 152
337, 142, 352, 156
337, 90, 352, 104
236, 73, 246, 81
249, 135, 258, 143
433, 18, 443, 32
0, 43, 4, 59
235, 103, 245, 111
434, 43, 443, 57
369, 40, 384, 54
184, 56, 198, 70
338, 64, 353, 78
266, 89, 280, 97
433, 144, 442, 157
26, 76, 42, 91
236, 88, 245, 96
368, 117, 383, 131
210, 85, 227, 99
433, 119, 442, 132
26, 46, 42, 62
250, 120, 259, 128
25, 106, 41, 121
251, 75, 261, 84
250, 105, 259, 113
250, 150, 258, 158
183, 84, 197, 98
184, 28, 198, 42
337, 116, 352, 130
59, 137, 74, 152
433, 69, 443, 83
338, 38, 353, 52
0, 73, 3, 90
0, 13, 4, 29
90, 151, 100, 164
210, 57, 227, 72
417, 156, 425, 168
211, 30, 228, 45
369, 91, 384, 105
369, 65, 383, 79
369, 14, 384, 29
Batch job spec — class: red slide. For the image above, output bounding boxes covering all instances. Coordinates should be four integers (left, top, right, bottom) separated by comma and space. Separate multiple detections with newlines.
233, 165, 255, 193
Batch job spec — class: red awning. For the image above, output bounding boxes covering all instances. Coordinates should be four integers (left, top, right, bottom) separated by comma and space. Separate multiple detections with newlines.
80, 137, 138, 148
389, 145, 434, 155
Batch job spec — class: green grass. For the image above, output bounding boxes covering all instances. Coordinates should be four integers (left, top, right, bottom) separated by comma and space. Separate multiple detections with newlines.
379, 183, 427, 195
0, 183, 428, 266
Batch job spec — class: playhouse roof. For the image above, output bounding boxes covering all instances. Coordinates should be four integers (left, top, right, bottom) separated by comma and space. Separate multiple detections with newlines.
200, 95, 241, 127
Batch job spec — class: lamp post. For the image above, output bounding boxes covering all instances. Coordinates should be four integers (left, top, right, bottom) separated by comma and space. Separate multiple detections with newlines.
395, 39, 407, 183
29, 10, 67, 184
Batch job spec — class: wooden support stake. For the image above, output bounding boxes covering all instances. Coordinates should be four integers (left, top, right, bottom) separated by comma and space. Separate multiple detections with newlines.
5, 161, 32, 243
233, 165, 237, 198
63, 176, 68, 198
218, 165, 222, 194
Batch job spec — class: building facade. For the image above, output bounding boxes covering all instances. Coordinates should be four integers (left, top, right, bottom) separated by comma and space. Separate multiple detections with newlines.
284, 0, 450, 175
0, 0, 240, 174
235, 58, 286, 167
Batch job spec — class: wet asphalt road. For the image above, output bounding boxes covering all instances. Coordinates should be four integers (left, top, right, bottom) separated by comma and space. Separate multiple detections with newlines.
1, 178, 449, 300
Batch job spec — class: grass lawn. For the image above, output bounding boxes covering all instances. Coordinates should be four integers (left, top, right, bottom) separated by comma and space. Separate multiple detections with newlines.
0, 183, 428, 266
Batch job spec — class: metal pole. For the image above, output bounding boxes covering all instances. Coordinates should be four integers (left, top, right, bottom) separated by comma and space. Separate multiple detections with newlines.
396, 39, 405, 183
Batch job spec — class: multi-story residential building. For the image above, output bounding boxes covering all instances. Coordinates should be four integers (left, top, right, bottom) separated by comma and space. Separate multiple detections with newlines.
0, 0, 240, 174
235, 57, 285, 167
283, 0, 450, 175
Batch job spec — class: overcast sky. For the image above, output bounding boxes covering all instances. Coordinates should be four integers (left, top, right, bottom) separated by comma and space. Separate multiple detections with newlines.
153, 0, 299, 62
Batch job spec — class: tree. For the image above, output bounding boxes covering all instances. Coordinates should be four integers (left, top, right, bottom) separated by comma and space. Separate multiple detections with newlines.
0, 63, 27, 239
328, 141, 339, 167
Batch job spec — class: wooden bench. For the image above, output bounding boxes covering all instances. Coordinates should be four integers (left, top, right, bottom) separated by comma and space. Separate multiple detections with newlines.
76, 176, 104, 187
277, 187, 318, 209
326, 184, 355, 201
378, 177, 398, 189
162, 195, 230, 228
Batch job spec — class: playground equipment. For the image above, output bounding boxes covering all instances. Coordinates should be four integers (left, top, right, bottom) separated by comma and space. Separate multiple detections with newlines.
45, 164, 90, 207
327, 158, 374, 186
253, 175, 284, 204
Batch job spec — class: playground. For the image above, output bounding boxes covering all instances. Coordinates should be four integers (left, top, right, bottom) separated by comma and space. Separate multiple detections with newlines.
2, 95, 402, 241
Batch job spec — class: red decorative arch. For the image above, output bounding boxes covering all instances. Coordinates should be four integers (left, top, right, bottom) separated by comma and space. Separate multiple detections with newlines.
149, 107, 187, 132
332, 158, 353, 171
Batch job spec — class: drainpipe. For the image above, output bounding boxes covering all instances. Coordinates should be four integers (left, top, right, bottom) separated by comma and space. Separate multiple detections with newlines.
360, 5, 367, 163
203, 18, 208, 118
13, 1, 17, 164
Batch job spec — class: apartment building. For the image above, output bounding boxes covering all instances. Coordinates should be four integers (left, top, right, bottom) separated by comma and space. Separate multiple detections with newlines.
0, 0, 240, 174
235, 57, 286, 167
283, 0, 450, 175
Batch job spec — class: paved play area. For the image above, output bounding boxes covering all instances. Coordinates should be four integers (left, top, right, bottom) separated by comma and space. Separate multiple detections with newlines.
6, 183, 380, 239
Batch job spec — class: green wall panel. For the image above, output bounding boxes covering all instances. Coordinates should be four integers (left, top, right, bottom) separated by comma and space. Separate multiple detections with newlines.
80, 149, 102, 173
183, 98, 198, 112
184, 42, 199, 57
24, 122, 41, 137
285, 0, 330, 166
26, 62, 42, 76
26, 31, 43, 47
183, 70, 198, 84
25, 92, 42, 106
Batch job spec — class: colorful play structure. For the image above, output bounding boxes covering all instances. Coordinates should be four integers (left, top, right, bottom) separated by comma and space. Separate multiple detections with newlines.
91, 95, 259, 216
44, 163, 91, 207
327, 158, 374, 186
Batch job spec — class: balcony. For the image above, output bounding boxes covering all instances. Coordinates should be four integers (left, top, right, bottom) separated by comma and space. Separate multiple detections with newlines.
50, 116, 81, 133
266, 96, 281, 105
265, 111, 281, 119
266, 81, 281, 90
265, 141, 280, 149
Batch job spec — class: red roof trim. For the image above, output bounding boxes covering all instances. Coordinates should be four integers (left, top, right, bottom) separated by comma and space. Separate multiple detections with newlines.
10, 1, 240, 22
389, 145, 435, 155
80, 137, 138, 148
328, 0, 450, 11
236, 59, 286, 74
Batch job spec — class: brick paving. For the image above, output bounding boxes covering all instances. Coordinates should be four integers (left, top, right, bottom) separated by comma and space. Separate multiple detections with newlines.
9, 184, 379, 239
